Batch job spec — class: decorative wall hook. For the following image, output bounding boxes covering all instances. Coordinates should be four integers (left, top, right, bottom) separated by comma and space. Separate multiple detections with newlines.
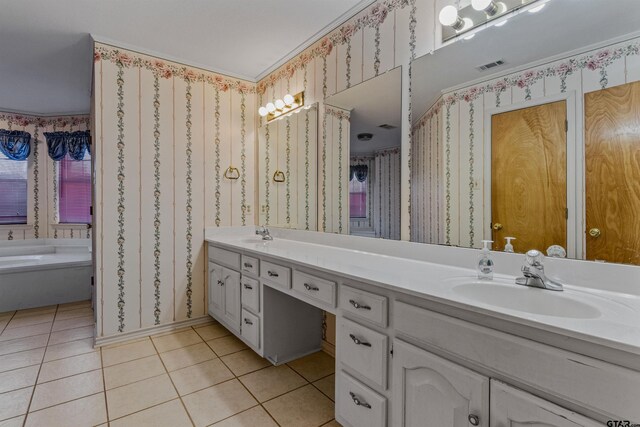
273, 170, 285, 183
224, 166, 240, 180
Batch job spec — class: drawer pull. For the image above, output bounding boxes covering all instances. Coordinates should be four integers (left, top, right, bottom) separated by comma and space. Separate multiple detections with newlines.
349, 392, 371, 409
244, 318, 253, 325
349, 334, 371, 347
349, 299, 371, 310
243, 283, 253, 290
217, 280, 224, 286
244, 262, 253, 268
267, 271, 279, 278
304, 283, 319, 291
468, 414, 480, 426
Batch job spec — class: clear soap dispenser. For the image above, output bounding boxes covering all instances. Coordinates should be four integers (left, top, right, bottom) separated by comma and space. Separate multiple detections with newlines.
504, 237, 515, 253
477, 240, 494, 280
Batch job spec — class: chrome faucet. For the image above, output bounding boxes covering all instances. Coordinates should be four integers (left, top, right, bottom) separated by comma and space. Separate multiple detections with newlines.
516, 249, 564, 291
255, 225, 273, 241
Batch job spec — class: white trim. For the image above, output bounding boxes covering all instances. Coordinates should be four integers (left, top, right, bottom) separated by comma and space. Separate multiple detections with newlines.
0, 107, 90, 117
483, 92, 577, 257
94, 315, 211, 347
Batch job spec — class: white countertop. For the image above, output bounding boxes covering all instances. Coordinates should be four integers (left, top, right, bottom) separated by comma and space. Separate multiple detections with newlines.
205, 227, 640, 358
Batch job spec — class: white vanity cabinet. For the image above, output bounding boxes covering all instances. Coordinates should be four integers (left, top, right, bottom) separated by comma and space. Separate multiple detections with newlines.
208, 262, 225, 321
392, 339, 489, 427
207, 260, 241, 333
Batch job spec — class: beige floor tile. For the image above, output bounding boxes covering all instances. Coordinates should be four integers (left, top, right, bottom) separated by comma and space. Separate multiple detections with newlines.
159, 342, 216, 372
54, 307, 93, 321
101, 338, 156, 367
263, 385, 334, 427
0, 312, 14, 321
0, 334, 48, 356
0, 320, 8, 334
5, 312, 54, 329
51, 315, 94, 332
57, 300, 91, 312
0, 365, 39, 394
12, 306, 56, 319
170, 358, 234, 396
38, 351, 102, 383
0, 347, 45, 373
239, 365, 307, 402
109, 399, 192, 427
220, 349, 270, 376
106, 374, 177, 420
24, 392, 107, 427
322, 421, 342, 427
0, 415, 25, 427
287, 351, 335, 382
206, 335, 248, 357
212, 406, 278, 427
104, 354, 165, 390
0, 387, 32, 422
30, 369, 104, 411
152, 329, 203, 353
0, 321, 52, 342
48, 325, 94, 346
313, 374, 335, 401
193, 323, 231, 341
43, 337, 95, 362
182, 379, 257, 427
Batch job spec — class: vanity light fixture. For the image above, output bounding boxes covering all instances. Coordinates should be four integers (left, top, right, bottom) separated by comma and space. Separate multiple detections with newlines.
439, 5, 473, 31
259, 91, 305, 122
471, 0, 502, 16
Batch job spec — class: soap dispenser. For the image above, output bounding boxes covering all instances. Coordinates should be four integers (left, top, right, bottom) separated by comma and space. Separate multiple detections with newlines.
504, 237, 516, 253
477, 240, 494, 280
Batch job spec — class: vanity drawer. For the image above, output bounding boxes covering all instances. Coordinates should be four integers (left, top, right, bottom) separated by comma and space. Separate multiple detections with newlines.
338, 317, 388, 390
240, 309, 260, 350
336, 371, 386, 427
260, 261, 291, 289
339, 285, 388, 327
209, 245, 241, 270
241, 255, 259, 276
241, 276, 260, 314
292, 271, 336, 308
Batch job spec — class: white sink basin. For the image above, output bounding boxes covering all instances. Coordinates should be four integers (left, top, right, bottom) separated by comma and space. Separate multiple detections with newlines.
451, 281, 601, 319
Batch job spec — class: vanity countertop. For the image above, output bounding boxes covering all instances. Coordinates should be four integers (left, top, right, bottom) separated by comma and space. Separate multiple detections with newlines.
205, 227, 640, 362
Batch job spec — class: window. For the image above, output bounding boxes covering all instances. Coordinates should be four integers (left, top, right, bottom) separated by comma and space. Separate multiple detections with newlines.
0, 152, 28, 224
59, 152, 91, 224
349, 175, 367, 218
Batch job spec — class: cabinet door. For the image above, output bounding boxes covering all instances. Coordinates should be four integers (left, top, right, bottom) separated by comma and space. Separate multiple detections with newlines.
208, 262, 225, 319
490, 380, 601, 427
222, 268, 241, 333
392, 339, 489, 427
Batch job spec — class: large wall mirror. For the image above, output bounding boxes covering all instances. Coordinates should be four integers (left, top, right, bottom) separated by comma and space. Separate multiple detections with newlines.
326, 67, 402, 240
411, 0, 640, 265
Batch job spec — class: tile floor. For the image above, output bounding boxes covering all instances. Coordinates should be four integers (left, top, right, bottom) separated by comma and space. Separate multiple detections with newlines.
0, 301, 341, 427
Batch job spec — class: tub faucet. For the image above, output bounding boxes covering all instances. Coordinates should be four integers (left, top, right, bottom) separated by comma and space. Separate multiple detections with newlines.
255, 225, 273, 241
516, 249, 564, 291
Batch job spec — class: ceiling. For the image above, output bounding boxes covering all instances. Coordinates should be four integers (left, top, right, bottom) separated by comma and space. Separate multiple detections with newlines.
0, 0, 372, 115
326, 67, 402, 155
413, 0, 640, 121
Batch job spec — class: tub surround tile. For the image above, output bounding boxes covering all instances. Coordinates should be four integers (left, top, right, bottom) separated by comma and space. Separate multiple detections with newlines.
0, 348, 45, 373
263, 385, 334, 427
0, 334, 48, 356
48, 325, 93, 345
0, 387, 32, 422
212, 406, 278, 427
43, 337, 95, 362
206, 335, 248, 357
38, 351, 102, 383
194, 323, 231, 341
287, 351, 335, 382
221, 350, 270, 376
0, 365, 39, 393
152, 329, 203, 353
169, 358, 234, 396
313, 374, 335, 401
182, 379, 257, 427
30, 369, 104, 411
239, 365, 307, 402
101, 338, 156, 367
0, 322, 52, 342
103, 354, 165, 390
24, 393, 107, 427
51, 315, 94, 332
108, 399, 192, 427
105, 374, 178, 420
159, 342, 217, 372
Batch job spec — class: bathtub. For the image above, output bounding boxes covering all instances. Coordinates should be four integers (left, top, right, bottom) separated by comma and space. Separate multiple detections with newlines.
0, 239, 92, 312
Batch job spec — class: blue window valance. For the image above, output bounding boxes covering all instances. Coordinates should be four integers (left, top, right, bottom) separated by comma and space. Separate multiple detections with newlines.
44, 130, 91, 161
0, 130, 31, 161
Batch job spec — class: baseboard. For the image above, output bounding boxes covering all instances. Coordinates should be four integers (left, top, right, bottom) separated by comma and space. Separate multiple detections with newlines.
94, 315, 212, 347
321, 340, 336, 357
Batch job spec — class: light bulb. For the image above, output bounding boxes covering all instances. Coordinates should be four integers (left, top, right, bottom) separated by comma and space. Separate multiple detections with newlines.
266, 102, 276, 113
283, 94, 295, 106
471, 0, 492, 11
275, 99, 285, 110
439, 5, 459, 26
258, 107, 268, 117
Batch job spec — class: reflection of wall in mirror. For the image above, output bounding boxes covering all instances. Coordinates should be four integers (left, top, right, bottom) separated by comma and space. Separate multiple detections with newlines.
411, 36, 640, 254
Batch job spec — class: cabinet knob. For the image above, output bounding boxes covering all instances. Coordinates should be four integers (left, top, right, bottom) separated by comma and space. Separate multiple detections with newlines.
217, 280, 224, 286
349, 333, 372, 347
349, 392, 371, 409
492, 223, 503, 231
304, 283, 319, 291
468, 414, 480, 426
589, 228, 601, 238
349, 299, 371, 310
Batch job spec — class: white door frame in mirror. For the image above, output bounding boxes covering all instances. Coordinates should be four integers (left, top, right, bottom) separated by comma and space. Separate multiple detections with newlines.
482, 91, 579, 259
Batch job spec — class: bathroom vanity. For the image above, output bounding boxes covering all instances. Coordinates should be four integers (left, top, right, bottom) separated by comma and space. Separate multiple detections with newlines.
205, 227, 640, 427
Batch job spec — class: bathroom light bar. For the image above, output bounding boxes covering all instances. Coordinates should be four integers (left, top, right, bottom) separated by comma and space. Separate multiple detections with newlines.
259, 91, 305, 122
